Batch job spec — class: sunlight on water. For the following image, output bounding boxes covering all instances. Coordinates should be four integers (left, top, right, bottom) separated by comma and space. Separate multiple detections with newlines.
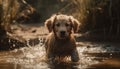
0, 41, 120, 69
6, 43, 48, 69
10, 46, 45, 62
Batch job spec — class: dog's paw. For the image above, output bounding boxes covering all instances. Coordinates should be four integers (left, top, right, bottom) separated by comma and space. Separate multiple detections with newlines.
71, 50, 80, 62
71, 57, 79, 62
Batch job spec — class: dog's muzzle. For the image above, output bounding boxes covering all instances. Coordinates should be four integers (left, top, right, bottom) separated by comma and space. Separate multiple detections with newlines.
60, 31, 66, 38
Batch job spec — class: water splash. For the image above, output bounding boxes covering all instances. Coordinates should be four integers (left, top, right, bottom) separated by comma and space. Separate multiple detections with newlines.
0, 41, 120, 69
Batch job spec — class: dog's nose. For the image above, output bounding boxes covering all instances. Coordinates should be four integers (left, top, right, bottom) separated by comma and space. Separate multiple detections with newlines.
60, 31, 65, 36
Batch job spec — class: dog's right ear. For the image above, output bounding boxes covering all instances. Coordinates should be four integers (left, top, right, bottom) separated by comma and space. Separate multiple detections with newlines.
45, 15, 57, 32
69, 16, 80, 33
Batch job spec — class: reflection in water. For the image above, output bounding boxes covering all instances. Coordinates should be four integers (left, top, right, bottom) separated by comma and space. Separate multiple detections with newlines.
0, 42, 120, 69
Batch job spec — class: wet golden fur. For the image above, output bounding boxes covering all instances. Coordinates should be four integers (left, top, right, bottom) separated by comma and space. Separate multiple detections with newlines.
45, 14, 80, 62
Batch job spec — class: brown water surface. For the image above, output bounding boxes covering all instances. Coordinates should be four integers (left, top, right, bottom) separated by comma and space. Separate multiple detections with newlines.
0, 41, 120, 69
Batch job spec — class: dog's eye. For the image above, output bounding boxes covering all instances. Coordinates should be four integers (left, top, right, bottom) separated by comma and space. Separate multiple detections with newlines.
65, 23, 69, 27
56, 23, 60, 27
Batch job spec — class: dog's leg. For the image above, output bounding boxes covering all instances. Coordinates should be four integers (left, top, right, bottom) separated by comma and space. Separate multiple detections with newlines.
48, 53, 54, 60
71, 49, 79, 62
47, 52, 55, 64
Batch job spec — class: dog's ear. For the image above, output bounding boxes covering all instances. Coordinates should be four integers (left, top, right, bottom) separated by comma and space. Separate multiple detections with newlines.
45, 15, 57, 32
69, 16, 80, 33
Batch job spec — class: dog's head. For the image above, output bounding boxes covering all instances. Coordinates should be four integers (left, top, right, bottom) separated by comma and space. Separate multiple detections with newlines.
45, 14, 80, 39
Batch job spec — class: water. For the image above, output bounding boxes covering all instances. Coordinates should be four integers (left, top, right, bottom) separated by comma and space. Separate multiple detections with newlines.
0, 41, 120, 69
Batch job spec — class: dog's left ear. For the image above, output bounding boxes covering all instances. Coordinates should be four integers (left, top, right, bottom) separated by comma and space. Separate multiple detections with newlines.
69, 16, 80, 33
45, 15, 57, 32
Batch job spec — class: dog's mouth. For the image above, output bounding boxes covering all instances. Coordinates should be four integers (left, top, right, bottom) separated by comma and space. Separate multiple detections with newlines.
60, 34, 66, 38
59, 33, 69, 39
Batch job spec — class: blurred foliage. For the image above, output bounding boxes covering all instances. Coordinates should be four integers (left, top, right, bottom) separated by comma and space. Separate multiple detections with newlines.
0, 0, 19, 33
25, 0, 71, 22
0, 0, 120, 36
28, 0, 119, 35
78, 0, 120, 35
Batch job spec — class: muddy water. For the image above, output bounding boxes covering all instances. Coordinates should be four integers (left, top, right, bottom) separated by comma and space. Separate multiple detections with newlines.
0, 41, 120, 69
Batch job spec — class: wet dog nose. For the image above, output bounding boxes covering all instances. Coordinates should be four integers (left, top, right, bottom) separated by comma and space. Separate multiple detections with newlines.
60, 31, 65, 36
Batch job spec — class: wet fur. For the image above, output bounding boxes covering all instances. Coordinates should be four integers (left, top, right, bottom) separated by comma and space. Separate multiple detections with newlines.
45, 14, 80, 62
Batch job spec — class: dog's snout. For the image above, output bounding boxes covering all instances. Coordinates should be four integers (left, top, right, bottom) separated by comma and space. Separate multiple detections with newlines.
60, 31, 65, 35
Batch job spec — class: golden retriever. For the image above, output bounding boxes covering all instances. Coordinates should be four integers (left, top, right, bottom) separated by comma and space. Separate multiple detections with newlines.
45, 14, 80, 62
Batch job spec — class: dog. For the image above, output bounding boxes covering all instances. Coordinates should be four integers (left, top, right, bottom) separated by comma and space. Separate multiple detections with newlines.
45, 14, 80, 62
